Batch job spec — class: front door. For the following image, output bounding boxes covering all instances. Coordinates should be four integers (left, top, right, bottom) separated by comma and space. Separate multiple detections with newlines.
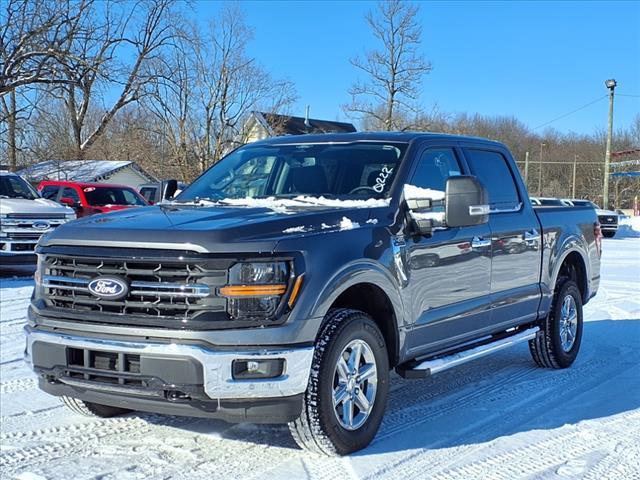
402, 146, 492, 358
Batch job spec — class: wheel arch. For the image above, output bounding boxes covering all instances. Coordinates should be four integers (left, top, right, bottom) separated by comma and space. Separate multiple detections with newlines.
310, 261, 405, 367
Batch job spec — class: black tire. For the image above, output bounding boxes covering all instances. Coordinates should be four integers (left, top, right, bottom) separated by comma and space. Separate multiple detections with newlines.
602, 231, 616, 238
289, 308, 390, 456
529, 279, 583, 369
61, 396, 130, 418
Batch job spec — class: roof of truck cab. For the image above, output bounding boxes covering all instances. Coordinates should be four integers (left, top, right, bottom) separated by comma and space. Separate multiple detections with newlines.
251, 131, 506, 147
38, 180, 137, 190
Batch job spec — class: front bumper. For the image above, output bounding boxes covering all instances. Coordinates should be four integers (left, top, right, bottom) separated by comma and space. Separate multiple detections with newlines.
25, 327, 314, 400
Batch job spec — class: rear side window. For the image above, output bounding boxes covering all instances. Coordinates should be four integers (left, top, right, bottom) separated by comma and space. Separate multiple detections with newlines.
61, 187, 81, 204
139, 187, 156, 203
464, 149, 520, 211
40, 185, 59, 200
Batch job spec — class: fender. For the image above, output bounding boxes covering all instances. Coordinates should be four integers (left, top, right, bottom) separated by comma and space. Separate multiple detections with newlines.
539, 232, 590, 316
310, 259, 406, 330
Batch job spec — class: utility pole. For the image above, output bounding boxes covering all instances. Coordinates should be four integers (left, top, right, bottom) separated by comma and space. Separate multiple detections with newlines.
537, 143, 546, 196
603, 79, 617, 210
572, 154, 578, 198
524, 151, 530, 188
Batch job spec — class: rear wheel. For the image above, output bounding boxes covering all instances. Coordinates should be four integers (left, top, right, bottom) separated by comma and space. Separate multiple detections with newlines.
61, 396, 130, 418
529, 279, 583, 369
289, 308, 389, 456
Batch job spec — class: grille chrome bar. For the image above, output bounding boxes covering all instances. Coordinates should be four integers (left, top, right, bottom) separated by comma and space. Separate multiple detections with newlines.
43, 275, 212, 298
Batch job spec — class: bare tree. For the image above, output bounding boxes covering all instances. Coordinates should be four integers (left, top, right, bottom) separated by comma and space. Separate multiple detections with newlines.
49, 0, 179, 159
193, 3, 296, 167
344, 0, 431, 131
0, 0, 93, 96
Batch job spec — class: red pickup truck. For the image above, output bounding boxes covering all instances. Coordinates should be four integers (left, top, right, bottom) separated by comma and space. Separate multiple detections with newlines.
37, 181, 148, 218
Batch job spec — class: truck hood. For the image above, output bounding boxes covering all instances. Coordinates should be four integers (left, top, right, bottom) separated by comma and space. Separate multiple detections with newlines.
39, 204, 381, 253
596, 208, 617, 216
0, 197, 74, 216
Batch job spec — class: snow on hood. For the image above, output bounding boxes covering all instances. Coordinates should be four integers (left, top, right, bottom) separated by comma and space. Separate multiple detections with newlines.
0, 197, 73, 216
283, 216, 361, 234
174, 196, 390, 214
596, 208, 618, 216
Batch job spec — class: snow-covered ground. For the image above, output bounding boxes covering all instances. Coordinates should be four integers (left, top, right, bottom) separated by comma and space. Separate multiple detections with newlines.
1, 235, 639, 479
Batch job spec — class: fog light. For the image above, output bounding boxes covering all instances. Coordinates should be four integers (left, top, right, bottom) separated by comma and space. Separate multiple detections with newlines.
232, 358, 285, 379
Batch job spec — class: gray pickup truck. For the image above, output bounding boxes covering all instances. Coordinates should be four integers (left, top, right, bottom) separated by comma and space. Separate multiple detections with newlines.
25, 133, 601, 455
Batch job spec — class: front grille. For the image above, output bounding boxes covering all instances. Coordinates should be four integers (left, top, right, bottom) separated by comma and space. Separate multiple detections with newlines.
6, 232, 42, 240
41, 253, 229, 321
598, 215, 618, 225
6, 213, 67, 219
67, 347, 142, 386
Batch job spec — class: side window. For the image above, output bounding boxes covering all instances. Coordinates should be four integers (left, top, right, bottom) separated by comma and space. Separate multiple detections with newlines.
61, 187, 81, 204
139, 187, 156, 203
409, 148, 462, 193
40, 186, 59, 200
464, 149, 520, 210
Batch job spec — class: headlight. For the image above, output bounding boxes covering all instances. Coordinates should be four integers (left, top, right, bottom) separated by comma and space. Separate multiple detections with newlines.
65, 213, 76, 221
219, 261, 290, 321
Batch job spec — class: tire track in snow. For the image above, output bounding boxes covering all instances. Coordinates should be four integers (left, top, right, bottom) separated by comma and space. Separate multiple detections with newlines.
0, 376, 37, 395
365, 344, 633, 480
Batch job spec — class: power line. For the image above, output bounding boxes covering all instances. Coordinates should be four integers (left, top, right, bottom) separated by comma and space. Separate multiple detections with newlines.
533, 95, 608, 130
617, 93, 640, 98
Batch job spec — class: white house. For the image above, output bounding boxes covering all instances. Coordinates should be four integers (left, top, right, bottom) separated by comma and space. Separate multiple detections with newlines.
18, 160, 156, 189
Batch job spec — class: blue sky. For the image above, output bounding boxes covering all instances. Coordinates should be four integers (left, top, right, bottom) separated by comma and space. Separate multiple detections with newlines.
194, 1, 640, 135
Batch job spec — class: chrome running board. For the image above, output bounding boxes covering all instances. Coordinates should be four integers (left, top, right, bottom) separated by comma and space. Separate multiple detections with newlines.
397, 327, 540, 379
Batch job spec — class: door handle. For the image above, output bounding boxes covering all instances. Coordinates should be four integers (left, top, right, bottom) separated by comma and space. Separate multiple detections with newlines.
471, 236, 491, 248
523, 229, 541, 243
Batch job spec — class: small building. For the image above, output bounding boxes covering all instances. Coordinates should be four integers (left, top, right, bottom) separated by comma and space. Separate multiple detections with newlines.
242, 111, 357, 144
18, 160, 156, 189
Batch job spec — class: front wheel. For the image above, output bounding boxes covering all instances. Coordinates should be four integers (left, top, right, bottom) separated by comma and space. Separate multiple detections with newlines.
289, 309, 390, 456
529, 279, 583, 369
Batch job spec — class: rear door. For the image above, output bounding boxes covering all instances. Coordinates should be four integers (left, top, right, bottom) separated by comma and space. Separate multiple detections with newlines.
461, 146, 542, 329
403, 144, 493, 357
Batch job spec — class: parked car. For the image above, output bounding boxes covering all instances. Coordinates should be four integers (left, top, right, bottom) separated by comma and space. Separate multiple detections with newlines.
26, 133, 601, 455
37, 181, 148, 218
570, 199, 619, 238
0, 171, 75, 266
138, 180, 183, 204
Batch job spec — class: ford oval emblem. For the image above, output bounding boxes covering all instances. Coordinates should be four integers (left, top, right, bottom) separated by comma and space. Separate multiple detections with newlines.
87, 276, 129, 300
32, 221, 50, 230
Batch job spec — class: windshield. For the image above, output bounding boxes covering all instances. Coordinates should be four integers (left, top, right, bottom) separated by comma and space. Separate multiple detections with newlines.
572, 200, 599, 209
177, 142, 407, 202
0, 175, 39, 200
83, 186, 147, 206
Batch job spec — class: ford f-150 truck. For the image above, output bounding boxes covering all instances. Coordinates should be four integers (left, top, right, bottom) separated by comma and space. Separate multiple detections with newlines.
25, 133, 601, 455
0, 172, 75, 266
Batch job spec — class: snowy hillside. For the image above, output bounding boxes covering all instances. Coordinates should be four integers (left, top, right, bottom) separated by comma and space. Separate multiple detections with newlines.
1, 236, 639, 479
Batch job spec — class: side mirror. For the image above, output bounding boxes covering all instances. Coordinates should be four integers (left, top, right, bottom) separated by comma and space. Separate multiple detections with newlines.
60, 197, 80, 208
445, 176, 489, 227
402, 184, 446, 236
162, 179, 178, 201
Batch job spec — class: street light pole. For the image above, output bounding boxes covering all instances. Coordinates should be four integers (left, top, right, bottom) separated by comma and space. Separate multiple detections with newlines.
537, 143, 546, 196
524, 151, 530, 188
603, 79, 617, 210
